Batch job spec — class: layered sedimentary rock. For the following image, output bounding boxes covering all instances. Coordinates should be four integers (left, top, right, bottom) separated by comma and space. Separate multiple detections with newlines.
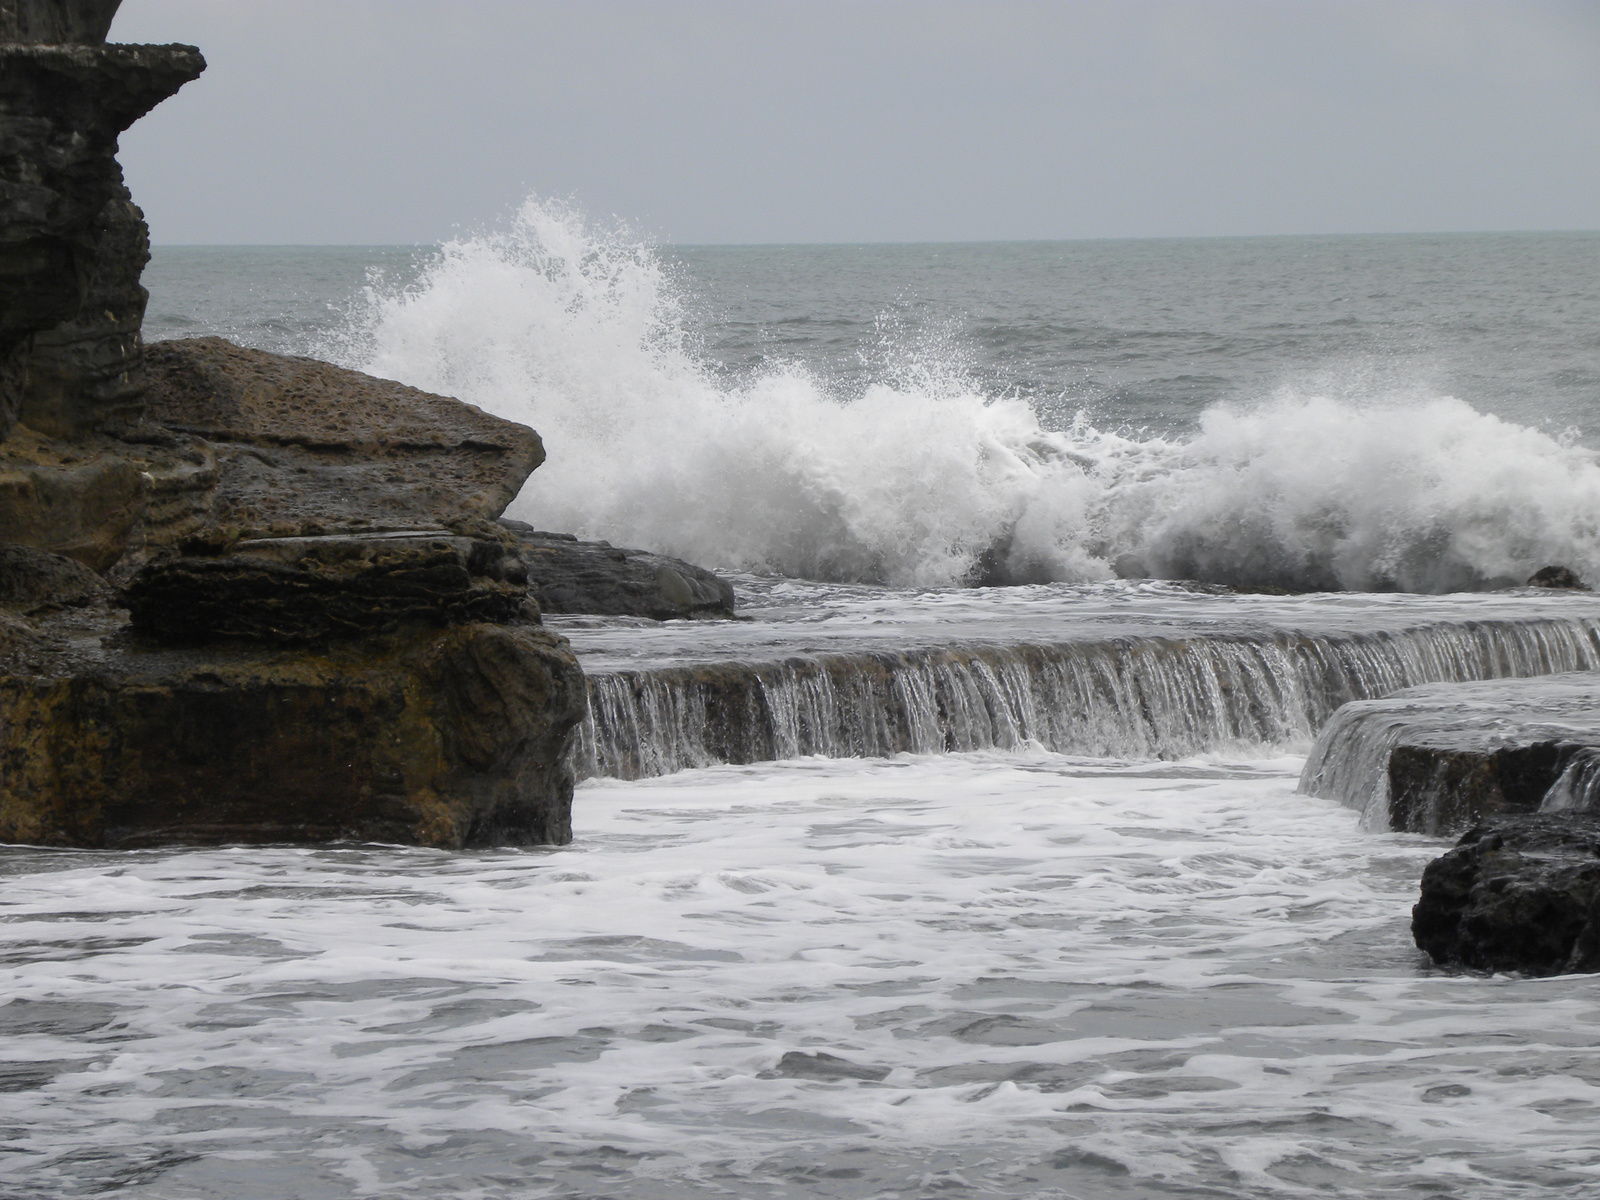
0, 611, 587, 848
503, 520, 735, 620
2, 4, 206, 573
1413, 814, 1600, 975
141, 338, 545, 536
0, 4, 592, 847
122, 530, 534, 644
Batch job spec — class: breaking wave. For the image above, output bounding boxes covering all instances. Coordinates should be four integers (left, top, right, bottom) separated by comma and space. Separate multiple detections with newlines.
331, 197, 1600, 592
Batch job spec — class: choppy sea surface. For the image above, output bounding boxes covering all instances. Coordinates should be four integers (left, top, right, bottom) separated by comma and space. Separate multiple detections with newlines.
3, 212, 1597, 1197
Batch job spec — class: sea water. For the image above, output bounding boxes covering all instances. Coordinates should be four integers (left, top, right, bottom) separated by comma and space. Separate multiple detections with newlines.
4, 209, 1599, 1197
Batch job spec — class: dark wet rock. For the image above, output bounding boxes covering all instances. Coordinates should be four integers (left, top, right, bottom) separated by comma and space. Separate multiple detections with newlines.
1527, 565, 1589, 590
1, 1, 123, 44
770, 1051, 889, 1082
1413, 813, 1600, 975
0, 40, 204, 440
0, 542, 106, 612
1388, 741, 1582, 836
121, 531, 533, 645
0, 602, 587, 848
502, 520, 734, 620
141, 338, 545, 537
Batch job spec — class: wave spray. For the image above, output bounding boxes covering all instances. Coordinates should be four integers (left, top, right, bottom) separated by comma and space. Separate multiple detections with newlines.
334, 198, 1600, 592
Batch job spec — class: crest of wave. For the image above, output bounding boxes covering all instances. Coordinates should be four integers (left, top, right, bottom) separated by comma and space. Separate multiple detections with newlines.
333, 197, 1600, 592
1095, 393, 1600, 591
332, 197, 1107, 586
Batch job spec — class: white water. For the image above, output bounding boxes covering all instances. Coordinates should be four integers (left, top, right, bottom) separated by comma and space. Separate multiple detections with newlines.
334, 198, 1600, 592
550, 578, 1600, 783
8, 753, 1600, 1199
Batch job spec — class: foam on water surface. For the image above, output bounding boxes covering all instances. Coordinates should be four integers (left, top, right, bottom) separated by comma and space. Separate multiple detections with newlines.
329, 200, 1600, 593
3, 754, 1598, 1198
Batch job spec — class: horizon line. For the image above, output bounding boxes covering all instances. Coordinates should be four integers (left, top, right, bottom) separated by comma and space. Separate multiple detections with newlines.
148, 228, 1600, 251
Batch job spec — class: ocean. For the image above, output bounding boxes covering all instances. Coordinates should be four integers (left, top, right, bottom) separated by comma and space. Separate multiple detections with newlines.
5, 205, 1600, 1198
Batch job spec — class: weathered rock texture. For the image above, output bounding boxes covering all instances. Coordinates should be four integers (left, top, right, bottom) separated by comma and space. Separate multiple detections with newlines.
0, 612, 587, 848
503, 521, 735, 620
2, 1, 122, 44
0, 36, 204, 439
0, 6, 603, 849
1413, 814, 1600, 975
122, 531, 533, 644
142, 338, 545, 536
0, 541, 105, 612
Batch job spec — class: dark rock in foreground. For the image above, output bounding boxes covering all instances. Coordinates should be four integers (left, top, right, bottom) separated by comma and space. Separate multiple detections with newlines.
503, 520, 735, 620
0, 606, 586, 848
1413, 814, 1600, 975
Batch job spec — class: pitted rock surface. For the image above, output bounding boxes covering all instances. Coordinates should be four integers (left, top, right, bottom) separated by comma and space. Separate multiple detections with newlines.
141, 338, 545, 535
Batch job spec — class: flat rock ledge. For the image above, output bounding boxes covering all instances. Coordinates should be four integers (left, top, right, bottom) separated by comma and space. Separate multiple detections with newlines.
503, 521, 735, 620
122, 530, 534, 644
1299, 672, 1600, 836
1413, 814, 1600, 975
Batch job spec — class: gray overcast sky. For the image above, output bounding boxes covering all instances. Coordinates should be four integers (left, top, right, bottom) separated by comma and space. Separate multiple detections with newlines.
110, 0, 1600, 246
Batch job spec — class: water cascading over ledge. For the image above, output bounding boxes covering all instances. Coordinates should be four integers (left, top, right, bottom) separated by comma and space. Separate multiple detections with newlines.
572, 616, 1600, 780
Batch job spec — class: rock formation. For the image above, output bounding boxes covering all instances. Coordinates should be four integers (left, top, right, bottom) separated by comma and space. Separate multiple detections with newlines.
0, 2, 595, 848
503, 521, 735, 620
1, 6, 203, 441
1527, 565, 1589, 590
1413, 814, 1600, 975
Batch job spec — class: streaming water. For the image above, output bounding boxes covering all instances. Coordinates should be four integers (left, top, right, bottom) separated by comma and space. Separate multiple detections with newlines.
8, 209, 1594, 1196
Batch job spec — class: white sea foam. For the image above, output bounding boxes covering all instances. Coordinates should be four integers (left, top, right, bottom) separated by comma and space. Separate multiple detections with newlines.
3, 754, 1597, 1198
332, 197, 1600, 591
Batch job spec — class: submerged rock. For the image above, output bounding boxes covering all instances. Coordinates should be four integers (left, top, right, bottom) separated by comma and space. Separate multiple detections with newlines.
1387, 741, 1582, 836
503, 521, 734, 620
1413, 814, 1600, 975
1299, 672, 1600, 836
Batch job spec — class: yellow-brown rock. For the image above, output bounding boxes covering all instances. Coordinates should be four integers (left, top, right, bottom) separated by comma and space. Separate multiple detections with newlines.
0, 606, 587, 848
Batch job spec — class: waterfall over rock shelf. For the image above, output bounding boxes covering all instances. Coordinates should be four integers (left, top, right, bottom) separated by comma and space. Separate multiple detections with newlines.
1299, 671, 1600, 832
570, 610, 1600, 781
